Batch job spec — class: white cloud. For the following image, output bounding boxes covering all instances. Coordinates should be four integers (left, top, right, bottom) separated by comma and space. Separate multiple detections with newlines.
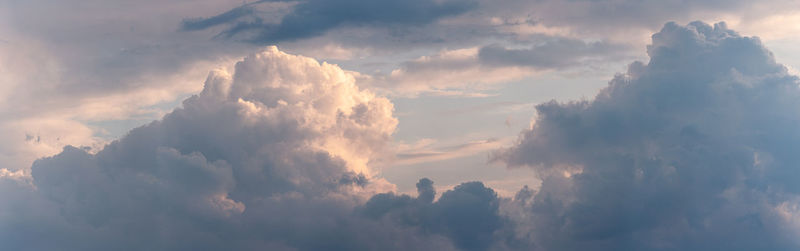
0, 47, 460, 250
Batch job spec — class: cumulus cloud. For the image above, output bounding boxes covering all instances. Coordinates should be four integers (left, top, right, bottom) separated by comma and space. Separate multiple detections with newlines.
2, 47, 388, 249
0, 47, 523, 250
182, 0, 478, 43
496, 21, 800, 250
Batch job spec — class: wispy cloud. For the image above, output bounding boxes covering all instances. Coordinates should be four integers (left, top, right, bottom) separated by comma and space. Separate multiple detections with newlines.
393, 138, 507, 166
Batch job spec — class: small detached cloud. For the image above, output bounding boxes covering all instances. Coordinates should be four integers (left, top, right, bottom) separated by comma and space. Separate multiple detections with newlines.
495, 21, 800, 250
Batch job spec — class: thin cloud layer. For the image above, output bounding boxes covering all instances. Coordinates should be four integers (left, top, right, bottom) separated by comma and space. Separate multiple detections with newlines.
478, 39, 630, 68
497, 21, 800, 250
363, 39, 633, 97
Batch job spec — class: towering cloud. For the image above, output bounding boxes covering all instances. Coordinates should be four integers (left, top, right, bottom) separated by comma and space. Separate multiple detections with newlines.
497, 21, 800, 250
0, 46, 521, 251
0, 47, 443, 250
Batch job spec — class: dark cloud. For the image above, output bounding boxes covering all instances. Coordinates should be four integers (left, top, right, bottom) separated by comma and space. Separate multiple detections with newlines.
181, 0, 478, 43
496, 21, 800, 250
361, 180, 509, 251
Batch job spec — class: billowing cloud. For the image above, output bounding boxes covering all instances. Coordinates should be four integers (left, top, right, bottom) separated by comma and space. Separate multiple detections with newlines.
496, 21, 800, 250
2, 47, 392, 249
182, 0, 478, 43
0, 47, 525, 250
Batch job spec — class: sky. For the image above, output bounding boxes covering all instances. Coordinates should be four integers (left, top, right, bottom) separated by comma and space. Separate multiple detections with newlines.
4, 0, 800, 250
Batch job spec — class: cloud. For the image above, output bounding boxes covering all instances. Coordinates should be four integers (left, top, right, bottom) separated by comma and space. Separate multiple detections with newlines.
360, 179, 509, 251
8, 0, 797, 176
0, 47, 530, 250
495, 21, 800, 250
182, 0, 478, 43
375, 47, 529, 96
180, 4, 259, 31
0, 47, 401, 250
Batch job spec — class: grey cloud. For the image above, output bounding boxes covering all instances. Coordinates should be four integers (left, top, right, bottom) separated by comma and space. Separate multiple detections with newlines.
361, 180, 510, 251
365, 38, 633, 97
417, 177, 436, 203
182, 0, 478, 43
496, 21, 800, 250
